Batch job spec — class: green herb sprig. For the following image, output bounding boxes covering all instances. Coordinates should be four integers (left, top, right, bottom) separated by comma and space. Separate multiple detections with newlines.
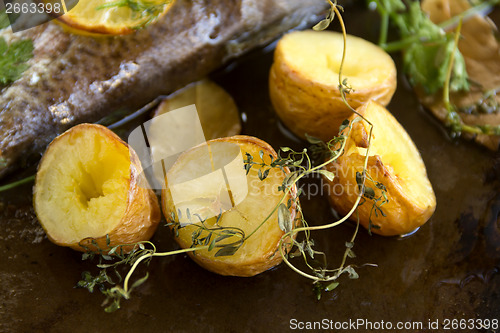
76, 212, 249, 312
370, 0, 500, 137
0, 11, 34, 87
442, 18, 500, 137
371, 0, 470, 94
0, 174, 35, 192
248, 124, 384, 299
265, 1, 384, 298
78, 0, 386, 307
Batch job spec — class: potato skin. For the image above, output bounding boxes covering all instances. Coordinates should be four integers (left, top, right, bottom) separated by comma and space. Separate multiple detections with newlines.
326, 154, 435, 236
34, 124, 161, 252
324, 102, 436, 236
161, 135, 299, 277
269, 30, 397, 142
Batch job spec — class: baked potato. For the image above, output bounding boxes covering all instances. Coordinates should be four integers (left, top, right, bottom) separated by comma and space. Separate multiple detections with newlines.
325, 101, 436, 236
161, 135, 298, 277
34, 124, 161, 252
153, 79, 241, 140
269, 30, 397, 141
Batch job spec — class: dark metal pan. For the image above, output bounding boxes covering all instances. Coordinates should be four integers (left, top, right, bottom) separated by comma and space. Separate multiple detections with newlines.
0, 3, 499, 332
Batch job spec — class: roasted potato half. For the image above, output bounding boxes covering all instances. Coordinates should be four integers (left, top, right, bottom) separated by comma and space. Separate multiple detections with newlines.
153, 79, 241, 140
162, 135, 298, 277
269, 30, 397, 141
34, 124, 161, 252
325, 101, 436, 236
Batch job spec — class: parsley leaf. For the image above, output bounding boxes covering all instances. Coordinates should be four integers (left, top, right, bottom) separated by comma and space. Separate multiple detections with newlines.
373, 0, 469, 94
0, 10, 33, 86
0, 37, 34, 86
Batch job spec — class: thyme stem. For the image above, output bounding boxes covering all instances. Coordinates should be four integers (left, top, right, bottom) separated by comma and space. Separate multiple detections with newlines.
123, 246, 207, 292
378, 9, 389, 47
81, 0, 387, 307
276, 0, 377, 286
0, 175, 35, 192
443, 18, 485, 136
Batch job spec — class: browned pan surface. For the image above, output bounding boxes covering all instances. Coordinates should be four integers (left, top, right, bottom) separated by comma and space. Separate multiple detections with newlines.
1, 4, 499, 333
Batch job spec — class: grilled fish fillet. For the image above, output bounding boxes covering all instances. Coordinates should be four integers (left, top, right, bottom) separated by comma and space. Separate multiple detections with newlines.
0, 0, 326, 179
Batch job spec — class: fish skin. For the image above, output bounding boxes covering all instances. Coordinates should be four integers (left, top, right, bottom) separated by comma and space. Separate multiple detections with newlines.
0, 0, 326, 179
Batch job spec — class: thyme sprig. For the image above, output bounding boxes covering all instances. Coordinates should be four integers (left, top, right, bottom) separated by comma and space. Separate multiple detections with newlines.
167, 210, 246, 257
443, 18, 500, 137
76, 0, 385, 307
254, 122, 383, 299
262, 0, 384, 299
77, 211, 250, 312
0, 174, 35, 192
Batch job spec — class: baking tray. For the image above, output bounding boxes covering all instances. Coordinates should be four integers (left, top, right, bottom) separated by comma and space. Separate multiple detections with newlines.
1, 3, 499, 332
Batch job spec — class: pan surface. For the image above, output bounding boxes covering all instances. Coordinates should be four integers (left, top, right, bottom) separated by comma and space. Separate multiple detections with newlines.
1, 3, 499, 332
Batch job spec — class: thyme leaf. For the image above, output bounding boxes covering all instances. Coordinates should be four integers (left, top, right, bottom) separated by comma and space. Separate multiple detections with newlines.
0, 10, 33, 85
78, 0, 387, 310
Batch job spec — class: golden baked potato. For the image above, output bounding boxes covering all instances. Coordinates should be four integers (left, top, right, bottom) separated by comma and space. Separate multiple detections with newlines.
269, 30, 397, 141
161, 135, 298, 277
34, 124, 161, 252
153, 79, 241, 140
325, 101, 436, 236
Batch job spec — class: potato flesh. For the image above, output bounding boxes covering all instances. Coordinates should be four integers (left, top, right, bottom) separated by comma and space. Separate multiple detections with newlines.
36, 128, 130, 244
279, 30, 395, 93
154, 79, 241, 140
163, 137, 290, 275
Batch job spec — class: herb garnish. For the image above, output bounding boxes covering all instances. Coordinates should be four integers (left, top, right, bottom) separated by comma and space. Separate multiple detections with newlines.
0, 174, 35, 192
77, 213, 250, 312
0, 11, 34, 87
0, 38, 33, 86
370, 0, 500, 137
76, 0, 386, 308
371, 0, 470, 94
